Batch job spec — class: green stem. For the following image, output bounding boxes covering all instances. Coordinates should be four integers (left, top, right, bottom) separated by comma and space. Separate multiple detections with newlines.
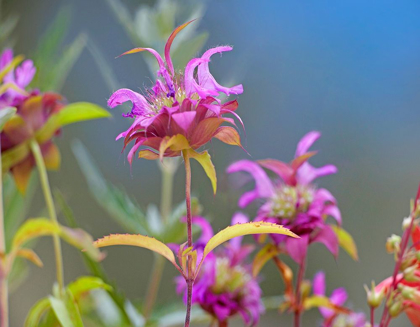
0, 139, 8, 327
143, 254, 165, 319
30, 139, 64, 294
183, 151, 193, 327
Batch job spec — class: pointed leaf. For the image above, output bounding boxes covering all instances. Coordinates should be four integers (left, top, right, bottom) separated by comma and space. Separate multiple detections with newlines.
67, 276, 111, 301
0, 55, 24, 82
303, 295, 351, 314
36, 102, 110, 144
331, 226, 358, 261
16, 248, 43, 267
213, 126, 242, 147
49, 291, 83, 327
12, 218, 60, 249
61, 226, 104, 262
185, 149, 217, 194
198, 222, 298, 273
0, 107, 16, 131
252, 243, 280, 277
24, 297, 51, 327
2, 142, 30, 173
93, 234, 180, 271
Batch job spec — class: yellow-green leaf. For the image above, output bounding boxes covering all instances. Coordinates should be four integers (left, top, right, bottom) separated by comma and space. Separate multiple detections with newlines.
93, 234, 179, 270
303, 295, 350, 314
36, 102, 110, 144
159, 134, 190, 161
67, 276, 111, 301
0, 107, 16, 131
198, 222, 298, 273
49, 290, 83, 327
252, 243, 280, 277
0, 55, 24, 82
185, 149, 217, 194
16, 248, 43, 267
24, 297, 51, 327
61, 227, 104, 262
2, 142, 30, 173
331, 226, 358, 261
12, 218, 60, 249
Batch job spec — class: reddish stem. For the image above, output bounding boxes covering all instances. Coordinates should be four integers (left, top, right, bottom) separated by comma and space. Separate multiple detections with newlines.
183, 151, 193, 327
294, 256, 307, 327
370, 306, 375, 327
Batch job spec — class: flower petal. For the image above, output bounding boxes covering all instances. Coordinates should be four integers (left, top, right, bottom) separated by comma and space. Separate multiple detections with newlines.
172, 111, 196, 133
297, 162, 337, 185
108, 88, 150, 117
285, 234, 309, 264
295, 131, 321, 157
312, 225, 339, 258
198, 46, 243, 96
313, 271, 326, 296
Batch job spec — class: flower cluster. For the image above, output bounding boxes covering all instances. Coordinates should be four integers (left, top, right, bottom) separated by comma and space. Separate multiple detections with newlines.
0, 49, 65, 192
175, 214, 264, 326
108, 21, 244, 163
228, 131, 341, 263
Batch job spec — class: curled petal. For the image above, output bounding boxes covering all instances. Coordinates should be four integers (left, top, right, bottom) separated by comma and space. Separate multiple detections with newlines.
164, 20, 196, 75
15, 60, 36, 88
312, 225, 339, 258
198, 46, 244, 96
313, 271, 326, 296
297, 162, 337, 185
285, 234, 309, 264
323, 204, 342, 225
185, 58, 216, 98
227, 160, 275, 205
108, 88, 150, 117
295, 131, 321, 157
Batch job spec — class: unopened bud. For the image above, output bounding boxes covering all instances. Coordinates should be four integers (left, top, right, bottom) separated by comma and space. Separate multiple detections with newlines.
402, 217, 413, 231
364, 281, 385, 308
388, 300, 403, 317
386, 234, 401, 253
398, 284, 416, 300
403, 266, 419, 282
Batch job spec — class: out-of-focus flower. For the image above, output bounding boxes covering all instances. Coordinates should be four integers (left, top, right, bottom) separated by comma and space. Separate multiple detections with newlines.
313, 271, 367, 327
0, 48, 36, 108
108, 21, 244, 164
175, 213, 264, 326
227, 131, 341, 263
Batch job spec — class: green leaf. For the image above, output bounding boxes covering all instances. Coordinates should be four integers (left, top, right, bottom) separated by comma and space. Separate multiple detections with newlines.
185, 149, 217, 194
49, 290, 83, 327
72, 140, 149, 235
331, 225, 359, 261
93, 234, 180, 271
24, 297, 51, 327
1, 140, 29, 173
0, 106, 16, 131
36, 102, 110, 144
197, 222, 298, 274
67, 276, 111, 301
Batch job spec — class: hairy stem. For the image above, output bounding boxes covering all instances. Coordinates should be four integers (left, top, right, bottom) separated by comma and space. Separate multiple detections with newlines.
0, 139, 8, 327
30, 139, 64, 294
294, 256, 307, 327
183, 151, 193, 327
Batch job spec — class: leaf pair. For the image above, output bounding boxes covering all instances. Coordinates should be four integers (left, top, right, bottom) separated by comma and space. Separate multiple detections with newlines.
93, 222, 298, 281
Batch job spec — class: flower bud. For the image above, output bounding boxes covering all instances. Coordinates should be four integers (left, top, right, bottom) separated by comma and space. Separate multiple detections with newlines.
386, 234, 401, 254
388, 300, 403, 317
398, 284, 416, 300
402, 217, 413, 231
403, 266, 419, 282
364, 281, 385, 308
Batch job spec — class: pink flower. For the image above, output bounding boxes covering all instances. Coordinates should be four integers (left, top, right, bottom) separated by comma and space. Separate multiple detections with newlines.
227, 131, 341, 263
108, 21, 244, 164
175, 213, 264, 326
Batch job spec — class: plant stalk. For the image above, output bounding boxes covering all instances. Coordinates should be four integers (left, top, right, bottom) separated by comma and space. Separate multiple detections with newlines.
294, 256, 307, 327
183, 151, 193, 327
30, 139, 64, 294
0, 139, 8, 327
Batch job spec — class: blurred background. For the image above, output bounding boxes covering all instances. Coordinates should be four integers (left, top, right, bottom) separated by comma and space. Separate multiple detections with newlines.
3, 0, 420, 325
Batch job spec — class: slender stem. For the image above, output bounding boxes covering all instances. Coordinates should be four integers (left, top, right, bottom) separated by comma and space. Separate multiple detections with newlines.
144, 254, 165, 319
218, 320, 228, 327
370, 307, 375, 327
0, 139, 9, 327
183, 151, 193, 327
30, 139, 64, 294
294, 256, 307, 327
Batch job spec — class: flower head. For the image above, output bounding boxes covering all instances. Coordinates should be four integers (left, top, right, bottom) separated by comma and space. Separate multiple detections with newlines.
227, 131, 341, 263
175, 213, 264, 326
108, 21, 244, 164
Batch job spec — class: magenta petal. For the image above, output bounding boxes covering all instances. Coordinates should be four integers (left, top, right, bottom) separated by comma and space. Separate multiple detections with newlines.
313, 225, 339, 258
297, 162, 337, 185
15, 60, 36, 87
197, 46, 243, 97
323, 204, 342, 225
172, 111, 196, 132
313, 271, 326, 296
285, 234, 309, 264
315, 188, 337, 204
0, 48, 12, 69
108, 88, 151, 117
184, 58, 218, 98
320, 287, 348, 318
191, 216, 214, 245
238, 189, 260, 208
295, 131, 321, 157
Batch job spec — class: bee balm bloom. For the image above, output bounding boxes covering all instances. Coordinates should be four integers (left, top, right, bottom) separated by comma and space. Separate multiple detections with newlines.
227, 131, 341, 264
108, 21, 244, 163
